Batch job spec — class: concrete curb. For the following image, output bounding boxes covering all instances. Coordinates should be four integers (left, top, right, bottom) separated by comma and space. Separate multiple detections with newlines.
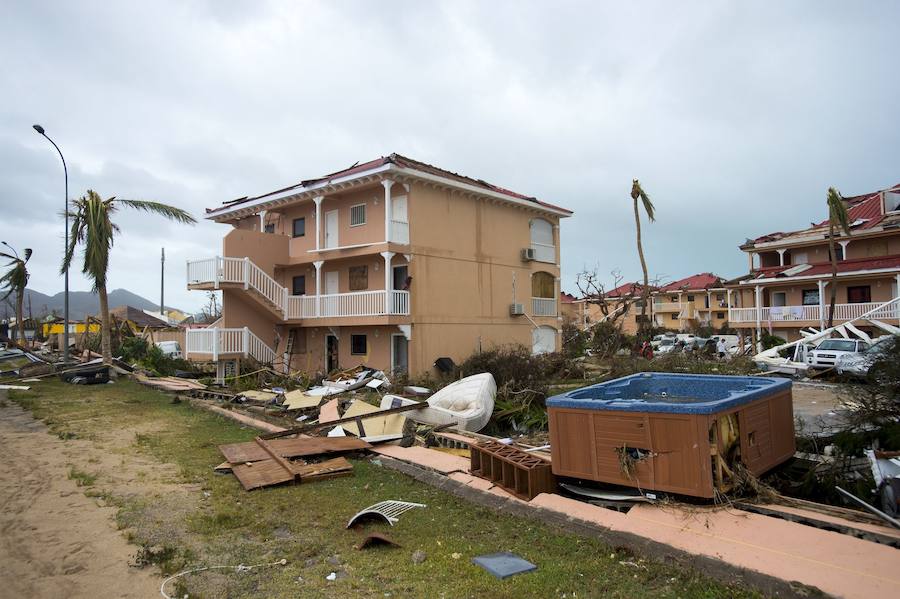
377, 456, 829, 599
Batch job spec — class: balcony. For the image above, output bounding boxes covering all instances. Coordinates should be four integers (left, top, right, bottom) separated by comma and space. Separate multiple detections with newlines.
728, 302, 900, 323
187, 256, 411, 321
531, 297, 557, 317
185, 327, 276, 363
653, 302, 683, 312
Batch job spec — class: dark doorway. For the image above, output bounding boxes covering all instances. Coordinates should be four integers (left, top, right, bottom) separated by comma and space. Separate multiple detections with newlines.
326, 335, 339, 373
392, 334, 408, 374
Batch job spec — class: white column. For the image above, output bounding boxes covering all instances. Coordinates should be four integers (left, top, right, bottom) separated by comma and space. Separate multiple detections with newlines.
726, 289, 733, 322
555, 276, 561, 319
243, 257, 250, 290
382, 179, 394, 243
314, 260, 323, 318
259, 210, 267, 232
838, 239, 850, 260
817, 279, 826, 330
313, 196, 323, 251
242, 326, 250, 358
776, 248, 786, 266
381, 251, 395, 314
754, 285, 763, 342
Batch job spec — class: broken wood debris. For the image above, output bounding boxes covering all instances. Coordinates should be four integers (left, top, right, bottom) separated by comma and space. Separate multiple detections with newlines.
220, 436, 361, 491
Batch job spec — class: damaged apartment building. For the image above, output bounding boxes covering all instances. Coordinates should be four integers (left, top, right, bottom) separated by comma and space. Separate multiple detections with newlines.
184, 154, 572, 379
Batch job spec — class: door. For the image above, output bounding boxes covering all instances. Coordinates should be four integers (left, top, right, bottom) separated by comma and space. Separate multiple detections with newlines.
323, 271, 340, 316
324, 210, 339, 249
325, 271, 339, 295
772, 292, 787, 307
391, 196, 409, 243
391, 334, 408, 375
847, 285, 871, 303
532, 326, 556, 355
392, 265, 409, 314
326, 335, 339, 373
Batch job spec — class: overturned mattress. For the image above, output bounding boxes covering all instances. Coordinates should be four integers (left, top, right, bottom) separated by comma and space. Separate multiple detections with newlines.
382, 372, 496, 432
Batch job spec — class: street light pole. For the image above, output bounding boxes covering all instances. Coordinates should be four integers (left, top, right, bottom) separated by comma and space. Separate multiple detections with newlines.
32, 124, 70, 364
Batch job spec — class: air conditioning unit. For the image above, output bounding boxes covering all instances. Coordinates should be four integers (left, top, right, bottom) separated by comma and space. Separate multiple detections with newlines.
509, 303, 525, 316
521, 248, 535, 261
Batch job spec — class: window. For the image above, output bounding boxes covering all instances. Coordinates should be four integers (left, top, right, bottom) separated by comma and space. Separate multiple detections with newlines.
801, 289, 819, 306
716, 312, 725, 319
351, 334, 367, 355
670, 313, 678, 321
529, 219, 555, 262
264, 223, 275, 234
772, 292, 787, 307
793, 251, 808, 264
292, 217, 305, 238
531, 272, 555, 298
829, 246, 844, 261
847, 285, 871, 303
350, 204, 366, 227
349, 266, 368, 291
292, 275, 306, 296
686, 295, 695, 302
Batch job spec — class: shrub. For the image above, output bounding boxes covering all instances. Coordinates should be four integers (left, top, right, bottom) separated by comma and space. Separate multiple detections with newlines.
760, 333, 786, 350
119, 337, 150, 363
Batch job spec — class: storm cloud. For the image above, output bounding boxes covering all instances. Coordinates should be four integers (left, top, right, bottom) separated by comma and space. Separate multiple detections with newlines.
2, 0, 897, 311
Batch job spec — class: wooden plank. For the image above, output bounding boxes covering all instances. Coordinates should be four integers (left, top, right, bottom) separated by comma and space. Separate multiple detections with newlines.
261, 402, 427, 440
219, 436, 371, 464
295, 456, 353, 482
231, 458, 296, 490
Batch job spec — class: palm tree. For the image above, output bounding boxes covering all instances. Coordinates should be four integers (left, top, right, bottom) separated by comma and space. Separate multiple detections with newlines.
0, 243, 32, 345
630, 179, 656, 333
825, 187, 852, 329
62, 190, 195, 363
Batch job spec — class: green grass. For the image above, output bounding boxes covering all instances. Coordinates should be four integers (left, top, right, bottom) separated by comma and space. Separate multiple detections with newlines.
67, 466, 98, 487
9, 379, 764, 598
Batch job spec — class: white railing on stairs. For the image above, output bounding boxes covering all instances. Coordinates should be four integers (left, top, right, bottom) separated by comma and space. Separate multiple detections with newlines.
184, 327, 276, 364
187, 256, 412, 320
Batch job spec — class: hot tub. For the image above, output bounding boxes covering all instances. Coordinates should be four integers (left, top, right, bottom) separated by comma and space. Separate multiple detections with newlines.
546, 373, 794, 498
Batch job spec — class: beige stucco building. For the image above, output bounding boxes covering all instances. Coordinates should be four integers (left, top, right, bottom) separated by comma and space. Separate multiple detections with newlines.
184, 154, 571, 378
652, 274, 729, 332
726, 184, 900, 342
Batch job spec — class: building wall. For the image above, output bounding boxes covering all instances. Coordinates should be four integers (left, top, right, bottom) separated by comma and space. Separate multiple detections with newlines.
221, 288, 281, 351
222, 229, 289, 278
754, 233, 900, 268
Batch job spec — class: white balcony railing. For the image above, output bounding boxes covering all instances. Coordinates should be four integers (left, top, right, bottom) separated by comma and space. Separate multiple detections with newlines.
531, 297, 557, 317
728, 302, 899, 323
529, 243, 555, 263
185, 327, 276, 364
188, 256, 412, 320
653, 302, 683, 312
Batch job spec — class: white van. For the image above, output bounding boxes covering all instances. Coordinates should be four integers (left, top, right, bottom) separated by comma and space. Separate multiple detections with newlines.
711, 335, 739, 350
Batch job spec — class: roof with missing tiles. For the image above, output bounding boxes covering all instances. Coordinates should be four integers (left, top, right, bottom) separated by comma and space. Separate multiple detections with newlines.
210, 153, 572, 218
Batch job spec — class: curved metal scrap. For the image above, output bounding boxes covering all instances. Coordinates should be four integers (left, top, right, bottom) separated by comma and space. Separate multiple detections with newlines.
346, 500, 426, 528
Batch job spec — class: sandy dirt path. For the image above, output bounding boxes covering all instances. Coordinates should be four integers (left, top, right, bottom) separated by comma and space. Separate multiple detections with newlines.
0, 399, 160, 599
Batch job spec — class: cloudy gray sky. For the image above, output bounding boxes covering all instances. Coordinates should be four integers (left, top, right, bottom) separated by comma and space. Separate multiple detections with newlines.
2, 0, 897, 312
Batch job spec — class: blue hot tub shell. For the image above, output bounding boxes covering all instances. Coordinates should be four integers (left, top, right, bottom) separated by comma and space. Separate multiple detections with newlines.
546, 373, 794, 498
546, 373, 792, 415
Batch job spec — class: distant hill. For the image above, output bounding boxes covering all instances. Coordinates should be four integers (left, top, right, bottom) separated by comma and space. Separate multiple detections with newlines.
5, 288, 182, 321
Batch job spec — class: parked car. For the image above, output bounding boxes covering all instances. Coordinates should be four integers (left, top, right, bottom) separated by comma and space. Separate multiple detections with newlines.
651, 334, 675, 349
711, 335, 740, 350
806, 338, 870, 369
155, 341, 183, 359
656, 337, 677, 354
836, 336, 897, 378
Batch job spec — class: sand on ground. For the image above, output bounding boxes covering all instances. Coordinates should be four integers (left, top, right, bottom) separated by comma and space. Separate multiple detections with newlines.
0, 398, 161, 599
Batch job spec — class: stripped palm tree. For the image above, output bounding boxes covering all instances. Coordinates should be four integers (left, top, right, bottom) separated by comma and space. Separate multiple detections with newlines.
631, 179, 655, 333
0, 243, 32, 345
62, 190, 195, 363
826, 187, 852, 329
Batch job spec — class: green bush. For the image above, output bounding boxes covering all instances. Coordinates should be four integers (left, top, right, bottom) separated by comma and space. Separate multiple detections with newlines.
760, 333, 786, 350
119, 337, 150, 363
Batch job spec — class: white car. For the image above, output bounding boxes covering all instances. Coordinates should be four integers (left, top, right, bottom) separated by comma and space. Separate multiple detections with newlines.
155, 341, 183, 359
836, 336, 896, 378
655, 338, 677, 354
807, 338, 869, 369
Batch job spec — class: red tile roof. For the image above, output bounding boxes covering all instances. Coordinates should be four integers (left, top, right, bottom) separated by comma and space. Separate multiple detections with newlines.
748, 254, 900, 280
559, 292, 577, 303
605, 282, 654, 298
745, 183, 900, 246
658, 273, 724, 292
213, 153, 572, 215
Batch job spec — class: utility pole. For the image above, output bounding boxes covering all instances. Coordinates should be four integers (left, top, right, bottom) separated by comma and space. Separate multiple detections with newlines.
160, 247, 165, 320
